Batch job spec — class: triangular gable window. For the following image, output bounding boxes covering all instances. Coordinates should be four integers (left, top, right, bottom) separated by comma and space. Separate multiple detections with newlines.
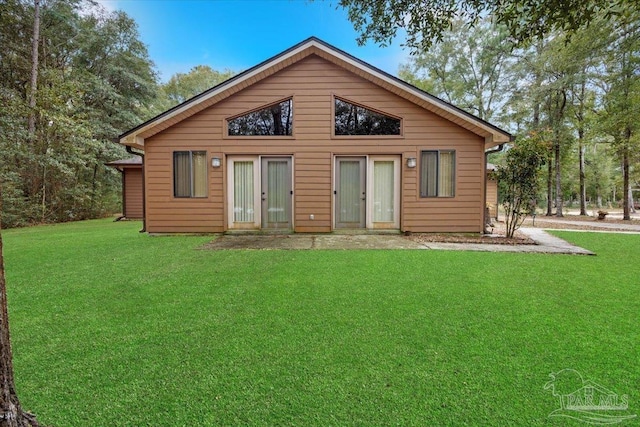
228, 98, 293, 136
334, 98, 401, 136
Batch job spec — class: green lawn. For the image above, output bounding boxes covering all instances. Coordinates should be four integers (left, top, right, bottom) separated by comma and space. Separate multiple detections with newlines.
3, 219, 639, 426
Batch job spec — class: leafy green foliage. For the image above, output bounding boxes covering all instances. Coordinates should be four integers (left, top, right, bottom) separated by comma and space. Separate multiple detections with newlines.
161, 65, 235, 107
596, 10, 640, 218
398, 19, 515, 125
0, 0, 241, 228
397, 7, 638, 215
497, 134, 547, 237
0, 1, 157, 227
339, 0, 634, 50
3, 219, 639, 425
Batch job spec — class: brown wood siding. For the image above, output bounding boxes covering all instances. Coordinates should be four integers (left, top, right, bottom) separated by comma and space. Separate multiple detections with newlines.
144, 54, 486, 233
123, 167, 143, 219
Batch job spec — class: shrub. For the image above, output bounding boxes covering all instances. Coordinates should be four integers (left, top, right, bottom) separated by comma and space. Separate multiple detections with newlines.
496, 134, 546, 238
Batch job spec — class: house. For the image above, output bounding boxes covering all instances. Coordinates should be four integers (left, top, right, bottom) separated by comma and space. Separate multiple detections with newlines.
106, 156, 144, 220
118, 37, 511, 234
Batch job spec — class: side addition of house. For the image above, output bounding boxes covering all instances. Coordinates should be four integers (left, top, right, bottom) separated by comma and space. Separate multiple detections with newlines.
106, 155, 144, 220
118, 37, 511, 234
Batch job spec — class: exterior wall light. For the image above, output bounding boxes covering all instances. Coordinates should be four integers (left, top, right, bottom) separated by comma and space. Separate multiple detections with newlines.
211, 157, 221, 168
406, 157, 417, 168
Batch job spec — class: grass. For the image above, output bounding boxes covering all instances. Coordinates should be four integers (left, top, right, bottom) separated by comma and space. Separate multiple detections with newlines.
3, 219, 639, 426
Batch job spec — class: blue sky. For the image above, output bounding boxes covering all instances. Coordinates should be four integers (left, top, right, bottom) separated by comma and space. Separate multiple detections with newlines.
98, 0, 410, 82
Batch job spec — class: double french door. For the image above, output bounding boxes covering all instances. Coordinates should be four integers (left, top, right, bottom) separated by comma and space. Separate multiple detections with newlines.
334, 156, 400, 229
228, 156, 292, 230
227, 155, 399, 231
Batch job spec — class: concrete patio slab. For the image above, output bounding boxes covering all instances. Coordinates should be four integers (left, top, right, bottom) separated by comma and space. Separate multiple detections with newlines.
201, 228, 594, 255
203, 234, 314, 250
202, 234, 426, 250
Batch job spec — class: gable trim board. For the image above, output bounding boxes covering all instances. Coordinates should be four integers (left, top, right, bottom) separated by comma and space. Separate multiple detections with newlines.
118, 38, 511, 234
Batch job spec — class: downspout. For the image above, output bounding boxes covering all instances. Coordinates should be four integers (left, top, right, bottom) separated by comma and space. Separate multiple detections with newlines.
484, 143, 505, 233
116, 165, 125, 221
126, 145, 146, 233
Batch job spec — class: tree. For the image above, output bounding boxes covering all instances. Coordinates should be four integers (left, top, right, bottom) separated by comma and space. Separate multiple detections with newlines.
585, 143, 615, 208
398, 19, 516, 125
0, 190, 41, 426
27, 0, 40, 139
497, 133, 547, 238
0, 0, 158, 228
550, 20, 610, 215
339, 0, 635, 51
161, 65, 235, 107
597, 9, 640, 220
543, 65, 571, 218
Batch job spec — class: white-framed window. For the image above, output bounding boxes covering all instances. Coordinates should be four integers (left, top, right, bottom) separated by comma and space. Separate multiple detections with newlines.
420, 150, 455, 197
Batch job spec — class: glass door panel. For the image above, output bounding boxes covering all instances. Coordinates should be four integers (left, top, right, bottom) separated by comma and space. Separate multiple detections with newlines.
335, 157, 366, 228
373, 161, 394, 222
233, 161, 255, 223
228, 157, 260, 229
261, 157, 292, 229
368, 156, 400, 229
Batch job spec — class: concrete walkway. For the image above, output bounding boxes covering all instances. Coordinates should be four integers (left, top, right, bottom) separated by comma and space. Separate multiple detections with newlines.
202, 228, 594, 255
531, 217, 640, 233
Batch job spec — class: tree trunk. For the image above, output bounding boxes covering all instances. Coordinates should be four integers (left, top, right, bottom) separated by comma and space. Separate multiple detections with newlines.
89, 163, 98, 217
554, 88, 567, 217
0, 2, 46, 423
622, 136, 630, 220
27, 0, 40, 139
577, 78, 587, 216
555, 139, 563, 217
546, 153, 553, 216
579, 143, 587, 215
0, 193, 42, 427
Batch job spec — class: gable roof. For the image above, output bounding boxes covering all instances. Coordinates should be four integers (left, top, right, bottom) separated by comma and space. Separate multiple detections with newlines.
105, 155, 142, 167
119, 37, 512, 149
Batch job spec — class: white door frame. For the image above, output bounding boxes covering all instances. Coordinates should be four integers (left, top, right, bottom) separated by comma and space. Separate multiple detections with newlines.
366, 156, 400, 229
227, 155, 294, 230
334, 156, 367, 229
260, 156, 293, 230
332, 155, 401, 230
227, 156, 260, 229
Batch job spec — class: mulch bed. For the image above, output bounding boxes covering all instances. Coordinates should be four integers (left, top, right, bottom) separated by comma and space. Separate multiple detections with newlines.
405, 215, 640, 245
405, 226, 536, 245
